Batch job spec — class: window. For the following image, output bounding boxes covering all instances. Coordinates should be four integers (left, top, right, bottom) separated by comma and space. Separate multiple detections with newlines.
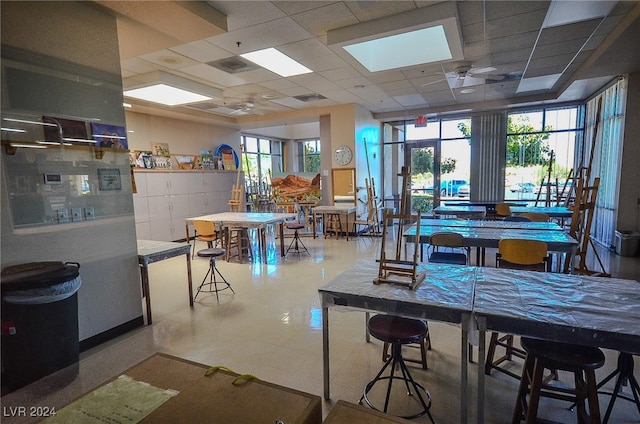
241, 135, 283, 189
506, 107, 581, 202
300, 139, 320, 173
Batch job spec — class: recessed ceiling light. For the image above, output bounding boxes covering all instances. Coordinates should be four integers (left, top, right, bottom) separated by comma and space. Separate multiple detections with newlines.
343, 26, 452, 72
240, 48, 312, 77
123, 71, 223, 106
460, 88, 475, 94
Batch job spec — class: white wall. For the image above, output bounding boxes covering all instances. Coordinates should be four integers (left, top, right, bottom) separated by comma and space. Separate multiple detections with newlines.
126, 111, 241, 155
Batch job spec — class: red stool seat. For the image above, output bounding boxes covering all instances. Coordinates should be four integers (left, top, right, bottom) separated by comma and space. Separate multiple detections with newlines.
360, 315, 434, 422
368, 314, 428, 345
286, 222, 305, 230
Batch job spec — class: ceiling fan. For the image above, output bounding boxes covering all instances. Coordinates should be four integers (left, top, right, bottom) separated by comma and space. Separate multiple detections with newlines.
227, 99, 257, 115
421, 61, 506, 89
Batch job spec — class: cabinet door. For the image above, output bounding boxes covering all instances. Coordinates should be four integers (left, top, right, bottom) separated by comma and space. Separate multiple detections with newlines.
169, 173, 189, 194
145, 173, 172, 196
148, 218, 174, 241
133, 197, 150, 223
132, 172, 148, 197
147, 195, 172, 221
186, 173, 206, 194
188, 192, 212, 216
135, 221, 152, 240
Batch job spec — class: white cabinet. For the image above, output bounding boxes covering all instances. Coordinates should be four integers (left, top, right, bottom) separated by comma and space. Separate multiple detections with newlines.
133, 170, 238, 241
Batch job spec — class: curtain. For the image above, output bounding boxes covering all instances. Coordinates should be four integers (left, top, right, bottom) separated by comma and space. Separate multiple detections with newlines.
580, 78, 627, 248
470, 112, 507, 201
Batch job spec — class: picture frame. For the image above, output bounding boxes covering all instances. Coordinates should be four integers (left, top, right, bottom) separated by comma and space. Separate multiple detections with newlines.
91, 123, 128, 149
98, 168, 122, 191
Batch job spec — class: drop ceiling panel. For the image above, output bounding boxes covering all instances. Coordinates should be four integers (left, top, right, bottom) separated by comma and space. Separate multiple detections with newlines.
169, 40, 234, 63
138, 50, 200, 70
318, 66, 362, 82
394, 93, 428, 107
180, 63, 248, 87
289, 3, 359, 37
207, 1, 286, 31
344, 1, 418, 22
272, 1, 337, 16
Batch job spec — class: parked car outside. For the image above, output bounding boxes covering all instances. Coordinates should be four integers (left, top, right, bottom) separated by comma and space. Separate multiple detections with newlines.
457, 184, 470, 197
441, 179, 468, 196
425, 179, 469, 196
510, 182, 535, 193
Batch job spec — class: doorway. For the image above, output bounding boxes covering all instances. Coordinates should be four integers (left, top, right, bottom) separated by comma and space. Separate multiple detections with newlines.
332, 168, 356, 205
405, 140, 440, 215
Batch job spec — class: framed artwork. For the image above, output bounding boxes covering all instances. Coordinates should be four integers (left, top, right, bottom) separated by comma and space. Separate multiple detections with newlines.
172, 154, 197, 170
43, 116, 88, 142
91, 123, 128, 149
98, 168, 122, 190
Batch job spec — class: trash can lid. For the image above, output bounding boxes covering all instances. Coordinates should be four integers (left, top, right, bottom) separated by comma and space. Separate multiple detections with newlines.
1, 262, 80, 292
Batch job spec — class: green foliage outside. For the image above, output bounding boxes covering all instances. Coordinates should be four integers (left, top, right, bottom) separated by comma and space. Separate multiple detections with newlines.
410, 148, 457, 184
411, 193, 434, 214
304, 144, 320, 173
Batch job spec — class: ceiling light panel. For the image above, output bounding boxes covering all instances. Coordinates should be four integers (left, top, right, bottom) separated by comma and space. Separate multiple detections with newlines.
328, 2, 463, 73
240, 48, 312, 77
344, 26, 452, 72
123, 71, 223, 106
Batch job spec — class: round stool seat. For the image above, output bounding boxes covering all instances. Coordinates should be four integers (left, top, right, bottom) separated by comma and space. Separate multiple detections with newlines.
521, 337, 605, 371
197, 248, 226, 258
286, 222, 305, 230
368, 315, 428, 345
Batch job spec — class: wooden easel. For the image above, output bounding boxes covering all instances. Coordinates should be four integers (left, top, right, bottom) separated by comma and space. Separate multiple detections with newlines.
563, 97, 609, 276
374, 211, 425, 289
373, 166, 425, 289
228, 168, 244, 212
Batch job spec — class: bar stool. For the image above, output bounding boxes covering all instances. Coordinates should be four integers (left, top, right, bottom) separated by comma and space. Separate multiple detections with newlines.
597, 351, 640, 423
285, 222, 309, 256
512, 337, 605, 424
226, 228, 253, 263
194, 248, 234, 303
325, 213, 343, 239
360, 314, 435, 422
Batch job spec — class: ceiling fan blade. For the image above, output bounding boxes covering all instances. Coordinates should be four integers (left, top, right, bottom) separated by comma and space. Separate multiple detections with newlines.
421, 78, 447, 87
469, 72, 505, 81
469, 66, 497, 74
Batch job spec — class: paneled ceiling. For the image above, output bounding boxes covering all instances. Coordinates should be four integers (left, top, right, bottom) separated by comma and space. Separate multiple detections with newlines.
92, 1, 640, 127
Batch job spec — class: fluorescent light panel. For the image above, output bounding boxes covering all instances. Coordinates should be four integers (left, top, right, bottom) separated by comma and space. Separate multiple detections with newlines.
240, 48, 312, 77
123, 71, 223, 106
125, 84, 211, 106
343, 26, 452, 72
543, 0, 615, 28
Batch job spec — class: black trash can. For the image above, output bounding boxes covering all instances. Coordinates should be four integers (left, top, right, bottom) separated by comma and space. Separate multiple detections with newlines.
1, 261, 81, 394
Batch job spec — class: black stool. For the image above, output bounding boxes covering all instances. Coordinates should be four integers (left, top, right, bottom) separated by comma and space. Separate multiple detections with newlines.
597, 351, 640, 423
512, 337, 605, 424
360, 314, 435, 422
195, 248, 234, 303
285, 222, 309, 256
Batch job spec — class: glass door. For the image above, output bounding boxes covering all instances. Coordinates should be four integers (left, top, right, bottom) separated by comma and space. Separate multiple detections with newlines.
405, 140, 440, 216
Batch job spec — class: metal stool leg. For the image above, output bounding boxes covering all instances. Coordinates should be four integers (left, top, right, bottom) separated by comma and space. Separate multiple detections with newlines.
194, 255, 234, 303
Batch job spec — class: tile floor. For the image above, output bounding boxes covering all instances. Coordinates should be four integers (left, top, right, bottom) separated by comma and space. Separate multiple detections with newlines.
2, 227, 639, 423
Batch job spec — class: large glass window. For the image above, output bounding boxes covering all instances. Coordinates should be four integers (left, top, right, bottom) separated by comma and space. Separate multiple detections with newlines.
241, 134, 283, 190
383, 116, 471, 215
300, 139, 320, 173
506, 107, 581, 203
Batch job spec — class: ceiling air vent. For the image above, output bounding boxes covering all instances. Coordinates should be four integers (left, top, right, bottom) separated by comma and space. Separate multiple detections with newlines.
207, 57, 258, 74
293, 93, 327, 102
